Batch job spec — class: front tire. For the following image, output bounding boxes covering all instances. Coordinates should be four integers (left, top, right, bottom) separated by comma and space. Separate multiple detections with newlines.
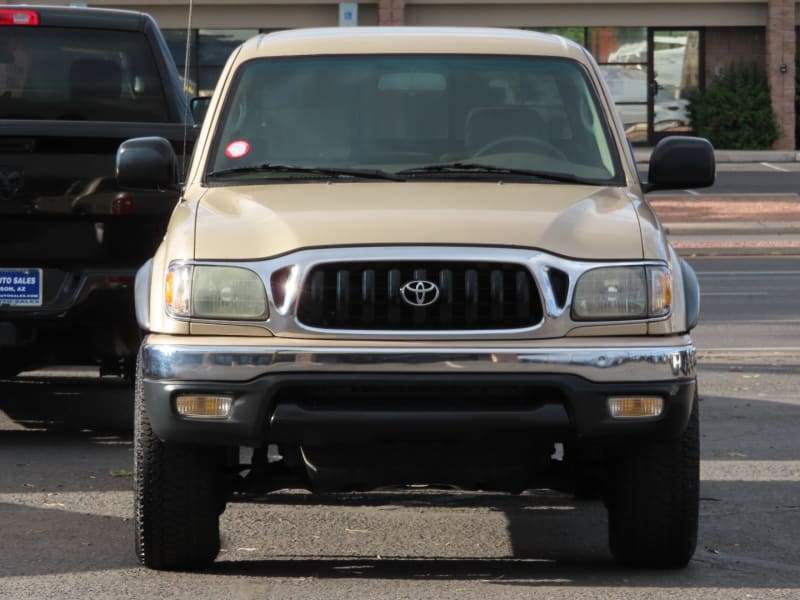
606, 392, 700, 568
133, 355, 226, 570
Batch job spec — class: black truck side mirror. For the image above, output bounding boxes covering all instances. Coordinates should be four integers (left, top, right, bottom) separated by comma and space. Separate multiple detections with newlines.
644, 136, 716, 192
116, 136, 179, 190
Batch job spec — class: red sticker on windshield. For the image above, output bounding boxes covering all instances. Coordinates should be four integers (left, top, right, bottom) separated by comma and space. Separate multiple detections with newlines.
225, 140, 250, 159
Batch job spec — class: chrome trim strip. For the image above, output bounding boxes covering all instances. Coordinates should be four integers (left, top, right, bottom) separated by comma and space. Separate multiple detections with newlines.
142, 341, 696, 383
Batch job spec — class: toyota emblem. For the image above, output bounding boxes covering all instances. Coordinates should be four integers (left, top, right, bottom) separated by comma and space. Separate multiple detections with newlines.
400, 280, 440, 307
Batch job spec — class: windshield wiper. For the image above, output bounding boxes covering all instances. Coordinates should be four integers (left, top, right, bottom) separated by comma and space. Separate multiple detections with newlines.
396, 162, 593, 184
206, 163, 403, 181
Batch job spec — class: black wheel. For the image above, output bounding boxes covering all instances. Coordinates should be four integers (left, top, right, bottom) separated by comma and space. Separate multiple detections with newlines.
0, 351, 33, 379
133, 355, 226, 570
0, 362, 24, 379
606, 393, 699, 568
571, 472, 605, 500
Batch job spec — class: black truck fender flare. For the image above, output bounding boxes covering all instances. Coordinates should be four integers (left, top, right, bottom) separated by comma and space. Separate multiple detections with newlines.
135, 258, 153, 332
680, 257, 700, 331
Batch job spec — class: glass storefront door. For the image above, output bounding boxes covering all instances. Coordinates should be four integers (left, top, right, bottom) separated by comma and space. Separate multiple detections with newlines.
587, 27, 649, 144
649, 29, 701, 143
580, 26, 701, 145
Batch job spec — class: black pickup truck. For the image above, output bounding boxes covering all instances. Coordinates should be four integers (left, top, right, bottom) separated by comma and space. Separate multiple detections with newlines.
0, 5, 196, 377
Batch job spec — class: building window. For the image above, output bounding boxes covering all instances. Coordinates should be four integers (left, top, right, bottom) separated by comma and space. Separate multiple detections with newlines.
522, 27, 649, 140
588, 27, 649, 142
162, 29, 197, 96
197, 29, 258, 95
162, 29, 263, 96
651, 30, 699, 138
534, 27, 585, 46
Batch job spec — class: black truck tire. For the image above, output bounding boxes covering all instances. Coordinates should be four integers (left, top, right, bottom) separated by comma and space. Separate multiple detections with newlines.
606, 393, 700, 568
133, 357, 225, 570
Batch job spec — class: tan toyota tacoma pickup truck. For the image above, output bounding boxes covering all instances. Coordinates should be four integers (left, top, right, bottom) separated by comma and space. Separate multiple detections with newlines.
119, 27, 715, 571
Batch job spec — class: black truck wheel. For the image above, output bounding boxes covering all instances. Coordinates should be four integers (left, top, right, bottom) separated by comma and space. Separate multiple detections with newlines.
133, 358, 226, 570
606, 393, 700, 568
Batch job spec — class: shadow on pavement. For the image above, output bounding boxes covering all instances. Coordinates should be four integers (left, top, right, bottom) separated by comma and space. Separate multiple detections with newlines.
0, 503, 135, 577
0, 374, 133, 432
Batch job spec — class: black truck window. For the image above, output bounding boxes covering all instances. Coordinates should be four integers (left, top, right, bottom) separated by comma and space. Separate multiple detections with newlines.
0, 27, 169, 122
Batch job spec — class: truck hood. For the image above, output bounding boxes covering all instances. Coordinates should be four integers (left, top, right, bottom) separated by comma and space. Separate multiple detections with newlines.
193, 182, 646, 260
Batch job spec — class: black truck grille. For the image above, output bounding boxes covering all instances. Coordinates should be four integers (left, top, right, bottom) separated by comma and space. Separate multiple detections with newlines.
296, 261, 543, 330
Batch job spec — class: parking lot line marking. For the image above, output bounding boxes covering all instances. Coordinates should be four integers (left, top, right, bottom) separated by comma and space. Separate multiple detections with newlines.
698, 347, 800, 353
701, 292, 769, 296
701, 460, 800, 481
697, 270, 800, 276
0, 491, 132, 518
651, 192, 800, 198
760, 162, 790, 172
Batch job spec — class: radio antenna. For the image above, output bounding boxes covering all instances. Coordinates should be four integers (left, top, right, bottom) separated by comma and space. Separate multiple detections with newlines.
180, 0, 194, 178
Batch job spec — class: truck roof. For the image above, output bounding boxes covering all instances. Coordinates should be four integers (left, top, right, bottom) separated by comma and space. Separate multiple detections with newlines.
1, 4, 151, 31
237, 27, 589, 63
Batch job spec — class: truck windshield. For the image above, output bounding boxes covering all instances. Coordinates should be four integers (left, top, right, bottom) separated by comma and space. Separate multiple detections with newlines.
207, 54, 621, 184
0, 27, 168, 122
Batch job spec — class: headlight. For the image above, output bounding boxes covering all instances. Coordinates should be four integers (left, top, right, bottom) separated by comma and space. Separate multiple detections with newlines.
572, 265, 671, 320
166, 264, 268, 320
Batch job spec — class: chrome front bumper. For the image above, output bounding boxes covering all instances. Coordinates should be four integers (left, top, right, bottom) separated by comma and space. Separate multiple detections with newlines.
141, 335, 696, 383
140, 334, 697, 446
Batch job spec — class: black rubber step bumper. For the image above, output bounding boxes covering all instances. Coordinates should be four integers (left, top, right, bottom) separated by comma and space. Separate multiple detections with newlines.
142, 372, 696, 448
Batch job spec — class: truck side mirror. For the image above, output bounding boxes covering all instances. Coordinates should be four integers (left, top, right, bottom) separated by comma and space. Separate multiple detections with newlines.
190, 97, 211, 124
116, 136, 179, 189
644, 136, 716, 192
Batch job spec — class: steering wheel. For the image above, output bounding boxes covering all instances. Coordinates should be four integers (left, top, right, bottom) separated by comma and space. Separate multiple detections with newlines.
474, 136, 568, 160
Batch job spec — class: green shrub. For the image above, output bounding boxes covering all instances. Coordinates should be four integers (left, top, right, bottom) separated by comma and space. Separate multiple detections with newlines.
687, 63, 778, 149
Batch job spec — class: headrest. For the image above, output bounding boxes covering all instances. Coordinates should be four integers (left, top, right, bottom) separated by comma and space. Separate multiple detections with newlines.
69, 58, 122, 100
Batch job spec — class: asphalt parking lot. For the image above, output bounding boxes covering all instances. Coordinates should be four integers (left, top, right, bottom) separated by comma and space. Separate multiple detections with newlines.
1, 354, 798, 599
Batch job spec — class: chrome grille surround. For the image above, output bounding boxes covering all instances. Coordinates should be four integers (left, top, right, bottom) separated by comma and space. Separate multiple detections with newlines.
171, 246, 670, 340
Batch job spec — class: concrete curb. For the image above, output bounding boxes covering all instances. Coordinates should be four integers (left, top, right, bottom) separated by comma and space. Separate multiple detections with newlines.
671, 243, 800, 257
649, 193, 800, 201
667, 229, 800, 256
634, 148, 800, 163
649, 195, 800, 255
664, 221, 800, 236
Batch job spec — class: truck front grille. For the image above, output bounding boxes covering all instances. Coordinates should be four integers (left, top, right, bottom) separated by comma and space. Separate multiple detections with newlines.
296, 261, 542, 330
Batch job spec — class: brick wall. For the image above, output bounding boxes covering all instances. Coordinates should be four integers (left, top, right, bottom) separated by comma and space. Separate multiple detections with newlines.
766, 0, 795, 149
704, 27, 766, 80
378, 0, 406, 25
